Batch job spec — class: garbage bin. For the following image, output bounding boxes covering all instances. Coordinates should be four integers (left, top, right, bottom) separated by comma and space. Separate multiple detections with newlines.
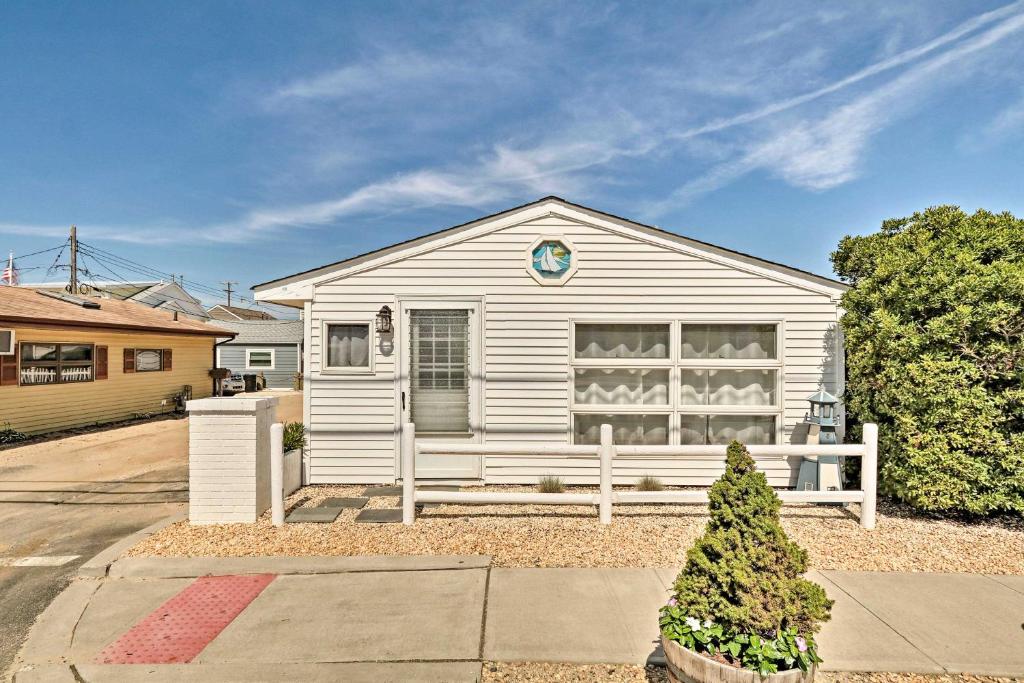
242, 374, 257, 393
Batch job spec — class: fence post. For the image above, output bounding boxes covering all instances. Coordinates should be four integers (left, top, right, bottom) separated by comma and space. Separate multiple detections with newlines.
599, 424, 613, 525
402, 422, 416, 525
270, 422, 284, 527
860, 423, 878, 530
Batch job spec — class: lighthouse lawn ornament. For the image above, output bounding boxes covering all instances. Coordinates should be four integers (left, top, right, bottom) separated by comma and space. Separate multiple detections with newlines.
795, 389, 844, 496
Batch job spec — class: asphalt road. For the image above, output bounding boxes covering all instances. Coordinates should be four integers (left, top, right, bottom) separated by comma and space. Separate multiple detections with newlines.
0, 467, 184, 678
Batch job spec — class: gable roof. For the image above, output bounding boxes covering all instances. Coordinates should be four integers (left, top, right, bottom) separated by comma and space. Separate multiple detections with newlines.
252, 196, 847, 299
0, 287, 233, 337
214, 319, 302, 344
207, 304, 276, 321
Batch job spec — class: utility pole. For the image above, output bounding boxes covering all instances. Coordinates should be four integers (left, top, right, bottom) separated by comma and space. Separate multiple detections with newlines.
221, 280, 238, 307
69, 225, 78, 294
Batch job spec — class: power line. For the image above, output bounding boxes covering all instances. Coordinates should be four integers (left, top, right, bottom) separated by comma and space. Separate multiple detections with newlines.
77, 241, 292, 314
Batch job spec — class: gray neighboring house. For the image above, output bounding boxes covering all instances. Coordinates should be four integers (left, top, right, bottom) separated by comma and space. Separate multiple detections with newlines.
214, 320, 303, 389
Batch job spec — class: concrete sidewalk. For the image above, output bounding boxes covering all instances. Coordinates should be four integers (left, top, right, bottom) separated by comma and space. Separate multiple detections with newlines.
10, 556, 1024, 682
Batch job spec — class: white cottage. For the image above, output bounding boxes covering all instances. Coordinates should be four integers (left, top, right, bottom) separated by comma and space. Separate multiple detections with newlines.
254, 197, 847, 486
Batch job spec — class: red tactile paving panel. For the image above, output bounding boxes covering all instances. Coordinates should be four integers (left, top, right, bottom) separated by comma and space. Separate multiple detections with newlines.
96, 574, 276, 664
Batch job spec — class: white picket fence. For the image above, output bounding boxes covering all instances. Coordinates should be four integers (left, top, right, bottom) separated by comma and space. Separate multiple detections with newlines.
400, 423, 879, 529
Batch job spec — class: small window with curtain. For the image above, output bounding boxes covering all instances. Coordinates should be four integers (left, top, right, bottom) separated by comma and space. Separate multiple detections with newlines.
324, 323, 372, 372
135, 349, 164, 372
246, 349, 275, 369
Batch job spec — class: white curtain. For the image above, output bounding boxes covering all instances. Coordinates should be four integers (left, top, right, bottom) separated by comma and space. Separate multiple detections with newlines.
574, 414, 669, 445
681, 324, 776, 360
680, 414, 775, 445
327, 324, 369, 367
575, 324, 669, 359
574, 368, 669, 405
680, 369, 776, 407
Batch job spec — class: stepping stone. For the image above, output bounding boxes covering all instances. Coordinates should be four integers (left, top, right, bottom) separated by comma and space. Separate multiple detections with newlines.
319, 497, 368, 509
286, 507, 342, 524
354, 508, 403, 524
361, 485, 402, 497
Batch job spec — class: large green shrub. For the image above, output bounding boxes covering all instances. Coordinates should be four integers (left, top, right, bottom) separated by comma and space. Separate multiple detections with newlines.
661, 441, 831, 674
832, 206, 1024, 515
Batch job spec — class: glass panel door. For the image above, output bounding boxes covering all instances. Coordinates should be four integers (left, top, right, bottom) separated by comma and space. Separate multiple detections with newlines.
409, 309, 470, 433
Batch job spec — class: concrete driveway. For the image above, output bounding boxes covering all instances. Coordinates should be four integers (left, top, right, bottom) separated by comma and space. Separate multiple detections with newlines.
0, 391, 302, 677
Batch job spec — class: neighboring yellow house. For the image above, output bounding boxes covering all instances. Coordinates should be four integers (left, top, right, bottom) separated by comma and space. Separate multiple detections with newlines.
0, 287, 233, 434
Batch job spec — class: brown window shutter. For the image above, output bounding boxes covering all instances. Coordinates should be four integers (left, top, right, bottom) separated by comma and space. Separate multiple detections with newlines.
123, 348, 135, 373
163, 349, 172, 371
95, 346, 108, 380
0, 344, 18, 386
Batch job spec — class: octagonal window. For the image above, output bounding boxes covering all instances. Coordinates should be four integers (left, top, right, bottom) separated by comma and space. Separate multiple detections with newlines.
531, 240, 572, 278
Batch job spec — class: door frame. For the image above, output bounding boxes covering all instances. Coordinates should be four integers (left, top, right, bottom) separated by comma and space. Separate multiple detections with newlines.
395, 295, 484, 480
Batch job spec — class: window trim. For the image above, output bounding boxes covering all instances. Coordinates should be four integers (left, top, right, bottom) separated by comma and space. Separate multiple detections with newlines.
134, 348, 164, 373
0, 329, 14, 356
568, 318, 786, 445
320, 320, 374, 375
245, 348, 276, 371
19, 341, 96, 386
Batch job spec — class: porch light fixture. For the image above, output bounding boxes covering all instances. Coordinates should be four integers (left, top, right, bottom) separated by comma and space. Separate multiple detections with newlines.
375, 305, 393, 334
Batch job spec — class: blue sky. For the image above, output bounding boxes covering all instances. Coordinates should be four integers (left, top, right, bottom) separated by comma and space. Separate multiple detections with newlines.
2, 1, 1023, 313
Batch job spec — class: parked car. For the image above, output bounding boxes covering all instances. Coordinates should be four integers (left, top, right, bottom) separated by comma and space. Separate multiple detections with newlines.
220, 374, 245, 396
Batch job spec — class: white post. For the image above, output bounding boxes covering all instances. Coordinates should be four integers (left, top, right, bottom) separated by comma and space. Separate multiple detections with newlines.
599, 423, 613, 525
860, 423, 878, 530
402, 422, 416, 525
270, 422, 284, 527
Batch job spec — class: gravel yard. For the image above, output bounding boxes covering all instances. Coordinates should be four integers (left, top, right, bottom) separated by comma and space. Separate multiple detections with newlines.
128, 484, 1024, 573
480, 665, 1023, 683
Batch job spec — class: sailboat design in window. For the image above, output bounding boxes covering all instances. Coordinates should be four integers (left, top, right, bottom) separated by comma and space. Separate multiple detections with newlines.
531, 241, 571, 277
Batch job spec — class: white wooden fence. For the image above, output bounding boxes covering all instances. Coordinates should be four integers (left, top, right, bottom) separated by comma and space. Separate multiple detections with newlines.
401, 423, 879, 529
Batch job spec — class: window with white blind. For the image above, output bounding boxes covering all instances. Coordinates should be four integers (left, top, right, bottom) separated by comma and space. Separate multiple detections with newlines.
323, 322, 372, 372
570, 321, 782, 445
409, 310, 470, 433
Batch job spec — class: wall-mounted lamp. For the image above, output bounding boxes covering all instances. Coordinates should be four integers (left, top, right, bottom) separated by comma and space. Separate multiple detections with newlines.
375, 305, 393, 334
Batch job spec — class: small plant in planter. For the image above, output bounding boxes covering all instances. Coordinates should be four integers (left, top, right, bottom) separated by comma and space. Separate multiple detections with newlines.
282, 422, 307, 453
659, 441, 832, 681
537, 475, 565, 493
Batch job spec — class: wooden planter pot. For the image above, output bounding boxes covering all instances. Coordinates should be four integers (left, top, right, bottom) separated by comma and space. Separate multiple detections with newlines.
661, 636, 815, 683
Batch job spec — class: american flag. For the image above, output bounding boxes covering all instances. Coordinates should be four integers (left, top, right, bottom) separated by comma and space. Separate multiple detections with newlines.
2, 252, 17, 286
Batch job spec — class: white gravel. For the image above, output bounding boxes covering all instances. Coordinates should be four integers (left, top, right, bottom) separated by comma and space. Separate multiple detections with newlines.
128, 485, 1024, 573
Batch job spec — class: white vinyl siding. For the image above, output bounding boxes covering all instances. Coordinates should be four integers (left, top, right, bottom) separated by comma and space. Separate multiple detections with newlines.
305, 214, 842, 485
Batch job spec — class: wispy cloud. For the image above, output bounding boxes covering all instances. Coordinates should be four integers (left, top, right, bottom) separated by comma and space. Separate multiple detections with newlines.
650, 2, 1024, 212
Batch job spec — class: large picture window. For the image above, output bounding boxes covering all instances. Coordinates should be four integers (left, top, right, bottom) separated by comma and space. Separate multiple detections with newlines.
570, 321, 782, 445
20, 342, 94, 385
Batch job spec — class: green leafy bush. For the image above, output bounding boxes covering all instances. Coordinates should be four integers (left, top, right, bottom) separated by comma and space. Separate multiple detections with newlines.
635, 475, 664, 491
833, 206, 1024, 514
537, 475, 565, 493
0, 422, 29, 445
661, 441, 831, 674
282, 422, 307, 452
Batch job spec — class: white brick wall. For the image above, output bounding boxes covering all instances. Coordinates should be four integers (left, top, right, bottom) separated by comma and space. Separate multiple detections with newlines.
187, 397, 279, 524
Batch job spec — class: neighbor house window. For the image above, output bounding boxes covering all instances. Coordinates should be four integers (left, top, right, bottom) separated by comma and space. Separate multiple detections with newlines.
135, 349, 164, 372
0, 329, 14, 355
571, 323, 672, 445
246, 349, 275, 369
324, 323, 372, 371
20, 342, 94, 385
570, 322, 782, 445
678, 324, 781, 445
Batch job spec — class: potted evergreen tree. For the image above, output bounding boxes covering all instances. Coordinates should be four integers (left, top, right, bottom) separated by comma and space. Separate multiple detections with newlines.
660, 441, 833, 681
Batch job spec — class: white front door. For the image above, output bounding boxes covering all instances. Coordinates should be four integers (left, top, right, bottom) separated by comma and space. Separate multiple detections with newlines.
399, 299, 482, 479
